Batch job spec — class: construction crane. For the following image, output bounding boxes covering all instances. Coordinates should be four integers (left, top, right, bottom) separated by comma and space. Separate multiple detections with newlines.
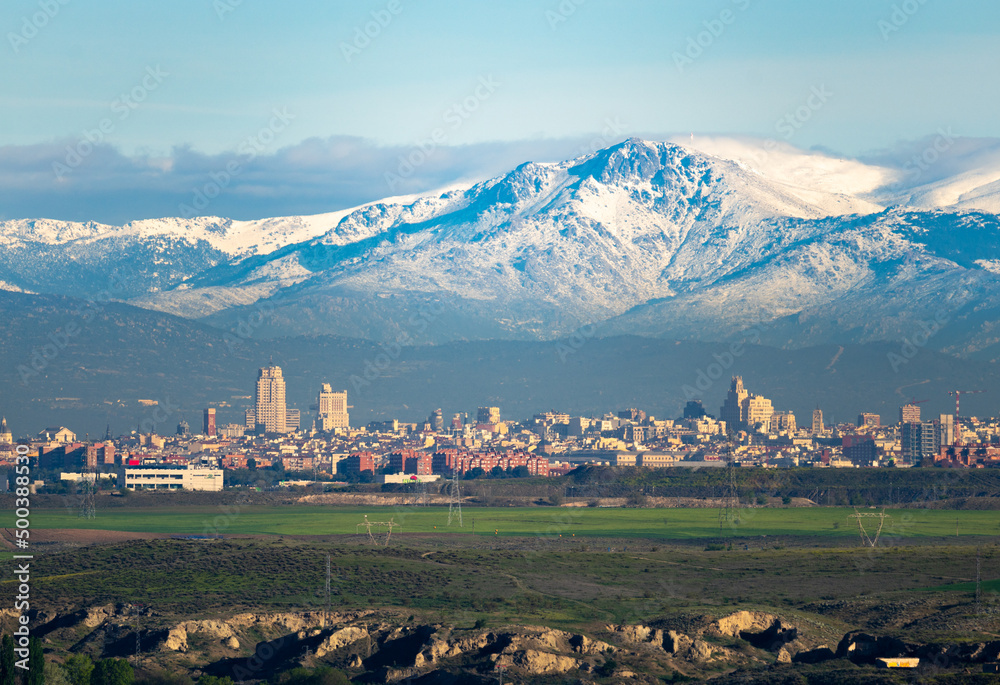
948, 390, 984, 445
948, 390, 984, 419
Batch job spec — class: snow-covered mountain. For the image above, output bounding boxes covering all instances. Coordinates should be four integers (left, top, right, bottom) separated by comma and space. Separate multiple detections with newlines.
0, 193, 444, 298
7, 138, 1000, 351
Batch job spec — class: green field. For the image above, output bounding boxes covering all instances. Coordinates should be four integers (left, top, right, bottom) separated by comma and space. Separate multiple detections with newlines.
10, 504, 1000, 540
7, 500, 1000, 684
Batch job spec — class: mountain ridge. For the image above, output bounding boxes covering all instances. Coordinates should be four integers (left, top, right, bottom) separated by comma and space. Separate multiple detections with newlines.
4, 138, 1000, 350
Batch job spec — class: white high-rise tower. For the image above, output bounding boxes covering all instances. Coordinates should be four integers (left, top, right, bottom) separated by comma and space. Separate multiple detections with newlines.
317, 384, 349, 431
254, 365, 287, 434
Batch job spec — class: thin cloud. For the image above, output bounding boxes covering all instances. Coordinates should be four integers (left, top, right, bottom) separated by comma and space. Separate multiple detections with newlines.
0, 135, 632, 224
857, 135, 1000, 187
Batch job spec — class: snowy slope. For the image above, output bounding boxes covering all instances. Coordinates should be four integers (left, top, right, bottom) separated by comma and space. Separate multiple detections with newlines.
666, 135, 895, 209
151, 139, 880, 325
159, 140, 1000, 348
0, 188, 466, 299
7, 138, 1000, 349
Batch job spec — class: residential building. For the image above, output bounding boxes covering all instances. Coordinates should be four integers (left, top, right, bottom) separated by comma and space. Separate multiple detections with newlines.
745, 395, 774, 432
317, 384, 349, 431
477, 407, 500, 425
900, 403, 921, 424
429, 408, 444, 432
901, 421, 938, 464
618, 408, 646, 423
219, 424, 245, 439
254, 365, 287, 434
339, 452, 375, 476
937, 414, 955, 447
843, 434, 878, 466
567, 417, 591, 436
203, 408, 216, 437
772, 411, 796, 433
812, 409, 824, 436
682, 401, 709, 419
857, 412, 880, 429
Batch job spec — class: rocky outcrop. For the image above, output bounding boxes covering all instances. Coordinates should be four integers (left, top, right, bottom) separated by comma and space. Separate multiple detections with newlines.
164, 625, 188, 652
607, 623, 670, 651
711, 610, 797, 650
687, 639, 714, 662
793, 646, 836, 664
613, 623, 655, 644
159, 611, 375, 653
56, 601, 1000, 683
495, 648, 579, 675
836, 631, 909, 663
912, 640, 1000, 665
665, 630, 693, 655
83, 605, 116, 628
569, 633, 613, 655
162, 619, 238, 652
314, 626, 369, 658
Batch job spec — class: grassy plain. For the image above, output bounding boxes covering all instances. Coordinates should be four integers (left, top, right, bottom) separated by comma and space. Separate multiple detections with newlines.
8, 504, 1000, 541
5, 501, 1000, 683
9, 532, 1000, 634
4, 503, 999, 630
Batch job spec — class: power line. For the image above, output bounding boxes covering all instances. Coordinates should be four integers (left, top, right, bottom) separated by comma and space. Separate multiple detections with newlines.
976, 547, 982, 615
848, 508, 890, 547
79, 465, 96, 520
718, 447, 740, 535
356, 515, 400, 547
324, 553, 331, 629
447, 474, 463, 527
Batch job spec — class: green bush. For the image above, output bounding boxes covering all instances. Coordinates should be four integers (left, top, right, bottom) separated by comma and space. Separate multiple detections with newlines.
90, 658, 134, 685
64, 655, 94, 685
270, 667, 349, 685
197, 676, 234, 685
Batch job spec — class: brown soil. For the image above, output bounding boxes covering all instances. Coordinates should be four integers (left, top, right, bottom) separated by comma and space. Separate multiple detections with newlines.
1, 527, 173, 546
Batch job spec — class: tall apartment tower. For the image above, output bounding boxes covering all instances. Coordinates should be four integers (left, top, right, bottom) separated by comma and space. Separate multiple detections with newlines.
900, 403, 921, 424
254, 365, 287, 434
857, 412, 880, 429
429, 408, 444, 432
937, 414, 955, 447
720, 377, 749, 432
745, 395, 774, 432
317, 384, 349, 431
901, 421, 938, 464
203, 408, 216, 437
477, 406, 500, 425
812, 408, 824, 436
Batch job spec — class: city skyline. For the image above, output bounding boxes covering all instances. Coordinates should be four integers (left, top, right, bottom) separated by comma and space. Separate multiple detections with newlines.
3, 3, 998, 681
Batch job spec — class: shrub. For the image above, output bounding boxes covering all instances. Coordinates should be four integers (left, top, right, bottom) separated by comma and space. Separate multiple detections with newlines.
90, 659, 134, 685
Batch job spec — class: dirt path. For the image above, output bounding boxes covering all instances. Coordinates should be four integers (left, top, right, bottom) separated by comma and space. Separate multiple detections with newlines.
1, 528, 174, 546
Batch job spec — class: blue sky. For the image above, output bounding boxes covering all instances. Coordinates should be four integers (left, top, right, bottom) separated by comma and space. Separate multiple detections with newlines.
1, 0, 999, 222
